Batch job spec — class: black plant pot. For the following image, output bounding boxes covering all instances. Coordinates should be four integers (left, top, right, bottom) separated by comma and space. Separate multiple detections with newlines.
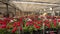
39, 30, 43, 34
45, 28, 57, 34
45, 28, 50, 34
24, 32, 30, 34
33, 30, 43, 34
57, 29, 60, 34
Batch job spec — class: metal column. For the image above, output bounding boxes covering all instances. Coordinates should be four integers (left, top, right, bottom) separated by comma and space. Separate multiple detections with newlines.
6, 0, 9, 17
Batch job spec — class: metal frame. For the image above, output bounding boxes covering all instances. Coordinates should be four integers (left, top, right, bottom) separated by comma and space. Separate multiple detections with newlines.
0, 0, 22, 17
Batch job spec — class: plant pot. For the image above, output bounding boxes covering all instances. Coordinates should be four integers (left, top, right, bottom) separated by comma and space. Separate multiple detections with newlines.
45, 28, 57, 34
57, 29, 60, 34
24, 32, 30, 34
39, 30, 43, 34
33, 30, 43, 34
45, 28, 50, 34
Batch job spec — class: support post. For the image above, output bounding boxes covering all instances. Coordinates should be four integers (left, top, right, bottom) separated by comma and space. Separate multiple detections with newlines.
6, 0, 9, 17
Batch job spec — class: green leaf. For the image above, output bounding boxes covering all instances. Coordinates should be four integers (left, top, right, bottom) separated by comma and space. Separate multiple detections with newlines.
37, 18, 41, 20
23, 27, 29, 32
28, 26, 34, 32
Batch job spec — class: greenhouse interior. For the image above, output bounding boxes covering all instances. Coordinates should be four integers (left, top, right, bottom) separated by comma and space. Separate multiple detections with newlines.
0, 0, 60, 34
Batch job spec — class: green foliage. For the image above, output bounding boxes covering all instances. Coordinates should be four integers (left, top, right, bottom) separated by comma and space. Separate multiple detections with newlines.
23, 27, 29, 32
50, 22, 55, 28
28, 26, 34, 32
0, 29, 12, 34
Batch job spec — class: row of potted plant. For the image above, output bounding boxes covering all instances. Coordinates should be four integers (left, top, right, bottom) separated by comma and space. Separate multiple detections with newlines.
0, 16, 60, 34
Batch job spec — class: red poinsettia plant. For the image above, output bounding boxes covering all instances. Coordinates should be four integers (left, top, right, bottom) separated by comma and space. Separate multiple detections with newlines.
21, 16, 43, 34
44, 16, 60, 30
0, 15, 60, 34
44, 19, 57, 29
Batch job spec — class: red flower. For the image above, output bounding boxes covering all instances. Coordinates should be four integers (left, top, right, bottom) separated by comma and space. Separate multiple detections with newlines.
12, 27, 17, 33
44, 20, 49, 23
0, 20, 6, 29
26, 21, 34, 26
1, 25, 6, 28
0, 20, 3, 24
36, 26, 40, 29
34, 20, 37, 22
34, 24, 40, 29
19, 17, 24, 22
53, 19, 57, 27
13, 22, 16, 27
45, 23, 50, 28
37, 20, 42, 24
2, 21, 6, 25
0, 24, 6, 29
4, 18, 10, 23
26, 22, 29, 27
13, 21, 21, 27
17, 22, 20, 26
20, 27, 22, 31
58, 19, 60, 22
46, 16, 52, 19
29, 21, 34, 25
51, 16, 56, 19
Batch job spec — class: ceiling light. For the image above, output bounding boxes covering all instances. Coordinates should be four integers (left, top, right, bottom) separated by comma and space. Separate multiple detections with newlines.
50, 7, 52, 10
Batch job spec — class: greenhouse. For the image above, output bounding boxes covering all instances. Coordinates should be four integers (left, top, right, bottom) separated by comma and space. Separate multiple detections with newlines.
0, 0, 60, 34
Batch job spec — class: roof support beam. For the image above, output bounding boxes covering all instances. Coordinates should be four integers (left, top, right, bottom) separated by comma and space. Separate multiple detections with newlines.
12, 1, 60, 6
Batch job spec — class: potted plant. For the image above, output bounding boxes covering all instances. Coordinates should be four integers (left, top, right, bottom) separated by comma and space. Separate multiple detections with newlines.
45, 19, 58, 34
22, 17, 43, 34
50, 19, 58, 34
57, 19, 60, 34
22, 20, 34, 34
32, 20, 43, 34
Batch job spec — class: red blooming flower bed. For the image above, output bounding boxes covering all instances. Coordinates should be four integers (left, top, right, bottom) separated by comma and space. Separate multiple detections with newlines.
0, 16, 60, 34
